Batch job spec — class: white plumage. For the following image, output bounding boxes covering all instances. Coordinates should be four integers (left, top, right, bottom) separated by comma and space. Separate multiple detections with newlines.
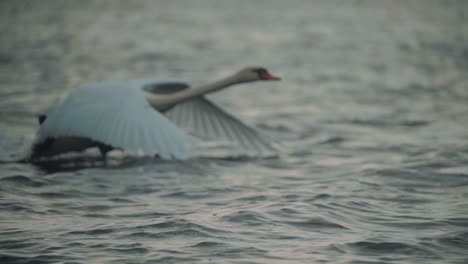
29, 67, 281, 160
34, 82, 195, 159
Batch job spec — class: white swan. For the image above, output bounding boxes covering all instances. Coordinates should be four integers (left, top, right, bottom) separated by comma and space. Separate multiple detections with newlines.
29, 67, 281, 160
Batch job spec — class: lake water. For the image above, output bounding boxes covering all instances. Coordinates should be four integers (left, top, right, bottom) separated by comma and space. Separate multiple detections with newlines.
1, 0, 468, 263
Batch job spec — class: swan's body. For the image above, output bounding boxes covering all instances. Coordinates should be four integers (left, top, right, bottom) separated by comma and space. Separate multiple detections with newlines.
29, 67, 280, 160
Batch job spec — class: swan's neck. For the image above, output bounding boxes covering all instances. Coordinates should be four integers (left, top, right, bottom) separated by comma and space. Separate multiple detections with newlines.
173, 75, 239, 101
146, 75, 240, 111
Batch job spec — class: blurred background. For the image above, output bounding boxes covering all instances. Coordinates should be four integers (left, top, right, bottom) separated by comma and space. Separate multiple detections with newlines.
1, 0, 467, 263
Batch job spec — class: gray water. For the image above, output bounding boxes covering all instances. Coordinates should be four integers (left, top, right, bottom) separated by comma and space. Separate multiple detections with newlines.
1, 1, 468, 263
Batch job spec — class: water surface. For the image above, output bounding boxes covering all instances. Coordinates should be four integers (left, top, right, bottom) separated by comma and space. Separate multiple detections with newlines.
1, 1, 468, 263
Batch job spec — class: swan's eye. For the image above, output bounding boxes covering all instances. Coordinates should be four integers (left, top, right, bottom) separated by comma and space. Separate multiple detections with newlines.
252, 68, 281, 81
253, 68, 269, 79
253, 68, 267, 75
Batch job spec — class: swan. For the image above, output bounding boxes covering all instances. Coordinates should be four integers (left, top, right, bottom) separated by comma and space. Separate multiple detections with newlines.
29, 67, 281, 160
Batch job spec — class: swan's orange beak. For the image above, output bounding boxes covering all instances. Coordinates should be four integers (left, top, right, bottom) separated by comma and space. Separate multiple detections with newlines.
260, 72, 281, 81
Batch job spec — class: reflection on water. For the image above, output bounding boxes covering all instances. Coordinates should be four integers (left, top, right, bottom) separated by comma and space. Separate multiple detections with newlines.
1, 0, 468, 263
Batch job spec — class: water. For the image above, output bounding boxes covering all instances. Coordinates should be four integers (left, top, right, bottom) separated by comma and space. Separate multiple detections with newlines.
1, 0, 468, 263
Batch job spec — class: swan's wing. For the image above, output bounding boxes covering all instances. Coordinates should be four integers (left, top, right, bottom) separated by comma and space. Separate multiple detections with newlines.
34, 82, 195, 159
139, 81, 189, 94
164, 97, 276, 156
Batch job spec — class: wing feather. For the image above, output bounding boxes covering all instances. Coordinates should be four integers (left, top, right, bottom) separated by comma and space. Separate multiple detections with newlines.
34, 82, 195, 159
164, 97, 276, 156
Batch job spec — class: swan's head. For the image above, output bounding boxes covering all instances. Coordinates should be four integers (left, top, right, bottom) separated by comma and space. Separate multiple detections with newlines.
234, 67, 281, 83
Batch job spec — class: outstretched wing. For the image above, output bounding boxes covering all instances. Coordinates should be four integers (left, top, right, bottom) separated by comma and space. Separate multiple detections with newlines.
164, 97, 276, 156
34, 82, 195, 159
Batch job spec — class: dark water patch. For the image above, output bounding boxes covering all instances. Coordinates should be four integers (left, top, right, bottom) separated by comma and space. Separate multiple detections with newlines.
124, 229, 211, 240
87, 243, 110, 249
443, 218, 468, 228
190, 241, 229, 248
436, 231, 468, 249
221, 210, 272, 227
129, 52, 168, 63
135, 221, 183, 230
0, 53, 13, 64
419, 41, 468, 69
347, 241, 440, 258
108, 244, 150, 255
145, 255, 199, 263
0, 175, 46, 187
46, 209, 71, 215
113, 211, 169, 219
372, 168, 428, 179
35, 191, 77, 199
213, 246, 269, 259
130, 219, 230, 238
0, 203, 45, 215
326, 201, 382, 215
285, 218, 348, 230
279, 194, 302, 202
77, 204, 113, 212
82, 213, 113, 218
407, 82, 447, 94
346, 118, 430, 128
124, 185, 161, 195
318, 136, 347, 145
269, 207, 302, 217
372, 167, 468, 189
364, 218, 446, 231
0, 254, 76, 264
108, 197, 135, 203
0, 240, 37, 250
160, 191, 212, 199
406, 161, 462, 170
67, 227, 116, 236
375, 194, 437, 205
0, 254, 45, 264
304, 193, 332, 202
234, 194, 269, 203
